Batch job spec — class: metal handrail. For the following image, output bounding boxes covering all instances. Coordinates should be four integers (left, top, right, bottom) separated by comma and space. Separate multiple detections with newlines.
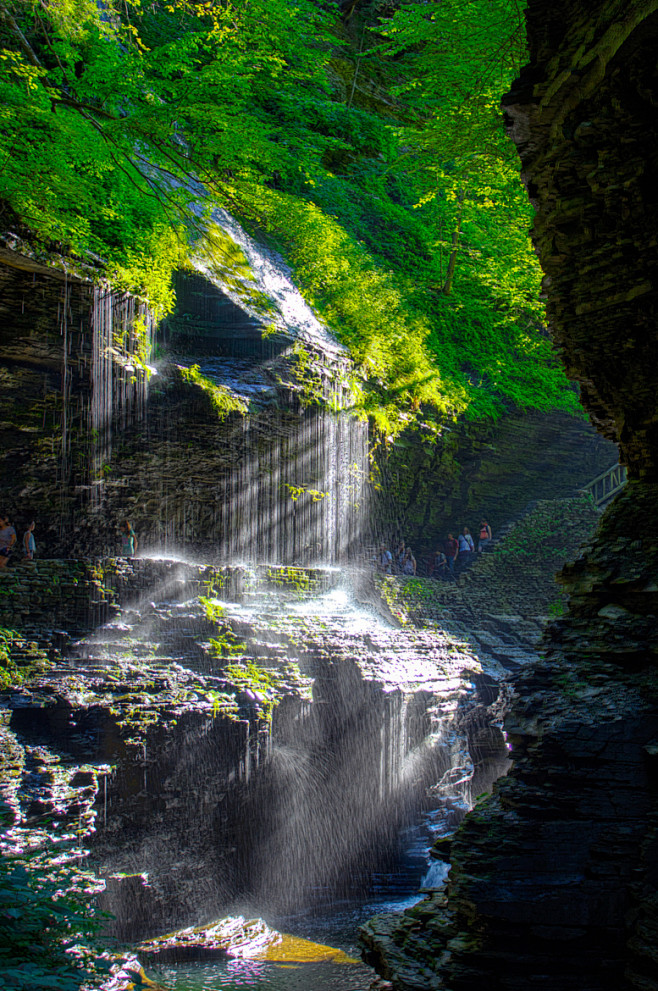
582, 463, 627, 507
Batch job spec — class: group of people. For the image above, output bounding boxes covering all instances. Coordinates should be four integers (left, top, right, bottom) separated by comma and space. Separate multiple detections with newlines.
376, 540, 418, 576
0, 516, 138, 568
0, 514, 36, 568
375, 520, 493, 582
434, 521, 492, 577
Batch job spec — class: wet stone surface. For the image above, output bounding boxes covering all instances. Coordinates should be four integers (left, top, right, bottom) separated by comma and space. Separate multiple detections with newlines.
0, 558, 512, 941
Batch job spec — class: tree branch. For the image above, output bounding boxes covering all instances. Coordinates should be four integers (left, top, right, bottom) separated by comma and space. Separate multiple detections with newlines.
0, 3, 118, 121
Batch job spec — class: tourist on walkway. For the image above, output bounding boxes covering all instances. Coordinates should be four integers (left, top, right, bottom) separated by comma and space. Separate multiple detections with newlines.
0, 514, 16, 569
402, 548, 417, 576
22, 521, 36, 560
458, 527, 475, 566
478, 519, 492, 552
430, 548, 452, 581
377, 543, 393, 574
394, 540, 406, 573
120, 520, 137, 557
445, 532, 459, 574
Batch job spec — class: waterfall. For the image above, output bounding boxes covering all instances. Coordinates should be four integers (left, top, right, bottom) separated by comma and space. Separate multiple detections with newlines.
217, 406, 368, 565
144, 204, 370, 565
58, 271, 71, 487
89, 286, 154, 508
190, 202, 345, 360
196, 204, 371, 566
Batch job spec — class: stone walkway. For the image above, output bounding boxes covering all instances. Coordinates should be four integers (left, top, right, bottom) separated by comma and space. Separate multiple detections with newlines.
362, 496, 602, 678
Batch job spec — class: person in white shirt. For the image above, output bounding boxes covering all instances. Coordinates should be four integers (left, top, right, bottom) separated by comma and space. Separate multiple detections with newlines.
458, 527, 474, 565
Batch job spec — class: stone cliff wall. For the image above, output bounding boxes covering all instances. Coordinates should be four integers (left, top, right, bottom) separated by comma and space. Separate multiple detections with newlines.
1, 241, 615, 567
0, 250, 152, 554
0, 251, 368, 563
0, 559, 506, 941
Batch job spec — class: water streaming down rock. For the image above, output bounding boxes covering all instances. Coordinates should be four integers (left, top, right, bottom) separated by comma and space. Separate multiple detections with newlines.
137, 205, 370, 564
89, 286, 155, 509
0, 213, 368, 562
216, 406, 367, 565
0, 221, 507, 976
4, 560, 509, 941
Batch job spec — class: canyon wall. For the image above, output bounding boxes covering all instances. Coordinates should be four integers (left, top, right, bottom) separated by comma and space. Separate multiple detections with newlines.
363, 3, 658, 989
0, 246, 368, 564
0, 559, 508, 941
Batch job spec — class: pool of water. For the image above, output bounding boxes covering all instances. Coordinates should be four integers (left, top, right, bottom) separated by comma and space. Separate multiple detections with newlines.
147, 896, 418, 990
150, 957, 373, 991
146, 817, 449, 990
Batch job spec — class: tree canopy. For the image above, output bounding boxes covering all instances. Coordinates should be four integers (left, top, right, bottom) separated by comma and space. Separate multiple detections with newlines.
0, 0, 580, 434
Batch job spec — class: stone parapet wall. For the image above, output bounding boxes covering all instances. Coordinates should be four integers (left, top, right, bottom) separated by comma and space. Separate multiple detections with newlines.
0, 559, 115, 635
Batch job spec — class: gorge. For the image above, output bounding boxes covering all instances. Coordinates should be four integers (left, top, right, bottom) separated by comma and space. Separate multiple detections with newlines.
1, 1, 656, 990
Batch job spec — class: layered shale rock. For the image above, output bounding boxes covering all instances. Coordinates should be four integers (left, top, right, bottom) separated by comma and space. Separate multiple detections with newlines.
1, 559, 509, 941
0, 236, 368, 564
0, 234, 611, 567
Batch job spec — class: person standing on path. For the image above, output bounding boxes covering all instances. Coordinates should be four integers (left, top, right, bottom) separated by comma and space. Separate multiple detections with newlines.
445, 533, 459, 574
430, 548, 453, 581
377, 543, 393, 574
22, 521, 36, 560
0, 514, 16, 569
402, 548, 417, 576
120, 520, 137, 557
458, 527, 475, 566
478, 520, 492, 552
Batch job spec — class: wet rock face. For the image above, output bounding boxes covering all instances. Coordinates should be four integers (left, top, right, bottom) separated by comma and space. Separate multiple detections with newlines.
0, 253, 368, 564
0, 247, 613, 567
378, 411, 615, 552
363, 4, 658, 990
504, 0, 658, 480
0, 256, 152, 556
2, 560, 508, 940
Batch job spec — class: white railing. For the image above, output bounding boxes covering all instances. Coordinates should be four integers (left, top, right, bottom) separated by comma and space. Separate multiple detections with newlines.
582, 463, 627, 507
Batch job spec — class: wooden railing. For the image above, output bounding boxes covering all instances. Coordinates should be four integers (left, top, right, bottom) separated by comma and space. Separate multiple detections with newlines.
581, 463, 627, 507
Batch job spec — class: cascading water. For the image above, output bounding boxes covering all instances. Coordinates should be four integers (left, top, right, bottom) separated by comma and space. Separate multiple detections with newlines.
217, 407, 367, 565
89, 286, 155, 508
0, 218, 510, 991
6, 560, 506, 990
140, 203, 370, 564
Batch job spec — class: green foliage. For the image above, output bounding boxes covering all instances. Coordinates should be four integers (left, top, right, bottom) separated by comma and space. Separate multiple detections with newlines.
284, 484, 329, 504
291, 344, 328, 410
178, 364, 247, 419
0, 811, 107, 991
0, 0, 581, 431
199, 595, 246, 658
0, 0, 334, 311
0, 628, 50, 688
234, 184, 467, 435
199, 595, 226, 626
548, 598, 567, 618
223, 659, 306, 721
263, 566, 315, 593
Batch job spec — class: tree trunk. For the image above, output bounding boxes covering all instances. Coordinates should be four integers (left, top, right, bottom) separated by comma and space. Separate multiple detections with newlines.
442, 189, 465, 296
